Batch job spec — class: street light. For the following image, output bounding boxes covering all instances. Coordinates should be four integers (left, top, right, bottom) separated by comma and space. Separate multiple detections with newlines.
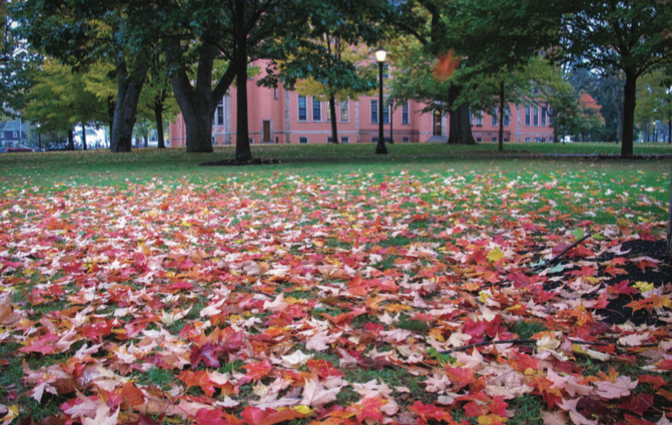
375, 47, 388, 155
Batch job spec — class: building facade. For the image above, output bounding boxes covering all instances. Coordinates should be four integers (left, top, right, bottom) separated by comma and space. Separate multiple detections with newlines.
169, 61, 554, 146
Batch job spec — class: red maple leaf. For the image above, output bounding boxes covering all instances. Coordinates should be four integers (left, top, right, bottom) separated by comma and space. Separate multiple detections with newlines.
241, 406, 305, 425
606, 280, 638, 297
408, 401, 455, 423
346, 397, 387, 423
241, 360, 272, 383
190, 343, 223, 370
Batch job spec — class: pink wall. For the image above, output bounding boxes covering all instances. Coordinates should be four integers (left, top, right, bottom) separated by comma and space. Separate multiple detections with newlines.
169, 60, 555, 147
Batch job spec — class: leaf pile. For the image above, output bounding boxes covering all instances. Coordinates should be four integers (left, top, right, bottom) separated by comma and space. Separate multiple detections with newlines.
0, 170, 671, 425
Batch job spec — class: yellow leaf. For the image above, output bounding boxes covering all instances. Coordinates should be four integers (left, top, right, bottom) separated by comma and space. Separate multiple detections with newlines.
634, 281, 654, 292
292, 405, 314, 415
487, 247, 504, 263
0, 405, 19, 424
478, 414, 508, 425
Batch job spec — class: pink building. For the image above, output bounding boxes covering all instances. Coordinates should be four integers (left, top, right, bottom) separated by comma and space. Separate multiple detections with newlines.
169, 61, 555, 146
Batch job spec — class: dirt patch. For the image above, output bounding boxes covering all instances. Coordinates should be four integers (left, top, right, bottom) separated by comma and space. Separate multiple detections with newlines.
596, 240, 672, 326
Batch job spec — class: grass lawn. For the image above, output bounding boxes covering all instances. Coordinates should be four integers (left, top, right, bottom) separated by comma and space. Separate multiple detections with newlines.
0, 142, 671, 425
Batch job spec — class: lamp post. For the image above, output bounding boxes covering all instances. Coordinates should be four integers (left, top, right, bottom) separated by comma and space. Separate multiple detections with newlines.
375, 47, 388, 154
389, 98, 394, 144
37, 123, 41, 151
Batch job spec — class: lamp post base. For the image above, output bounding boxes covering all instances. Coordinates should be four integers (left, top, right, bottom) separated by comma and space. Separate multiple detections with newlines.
375, 147, 388, 154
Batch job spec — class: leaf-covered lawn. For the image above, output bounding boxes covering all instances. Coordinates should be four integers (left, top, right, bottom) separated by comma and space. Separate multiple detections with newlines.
1, 164, 671, 425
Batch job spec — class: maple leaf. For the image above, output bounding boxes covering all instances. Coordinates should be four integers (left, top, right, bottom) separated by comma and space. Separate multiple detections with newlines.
346, 397, 387, 423
241, 360, 272, 383
279, 350, 313, 369
408, 401, 454, 423
593, 376, 638, 399
606, 280, 638, 297
301, 380, 341, 407
240, 406, 305, 425
190, 343, 223, 370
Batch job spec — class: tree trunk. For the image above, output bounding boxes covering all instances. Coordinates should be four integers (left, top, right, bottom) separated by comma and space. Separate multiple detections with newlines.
498, 80, 505, 152
608, 70, 624, 143
155, 106, 165, 149
448, 85, 476, 145
111, 58, 147, 153
234, 0, 252, 162
68, 128, 74, 150
667, 163, 672, 257
81, 123, 87, 150
329, 95, 338, 144
621, 70, 637, 157
668, 111, 671, 144
144, 133, 148, 147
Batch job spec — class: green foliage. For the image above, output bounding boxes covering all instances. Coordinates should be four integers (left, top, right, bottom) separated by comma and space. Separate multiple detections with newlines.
21, 60, 112, 134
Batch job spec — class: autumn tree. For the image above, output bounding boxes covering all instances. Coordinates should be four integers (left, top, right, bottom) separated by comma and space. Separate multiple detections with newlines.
21, 60, 110, 150
561, 0, 672, 156
385, 1, 477, 144
15, 0, 160, 152
272, 2, 383, 146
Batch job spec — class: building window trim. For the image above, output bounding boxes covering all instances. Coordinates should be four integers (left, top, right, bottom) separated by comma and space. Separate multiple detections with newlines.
402, 102, 409, 125
340, 100, 349, 122
371, 99, 378, 124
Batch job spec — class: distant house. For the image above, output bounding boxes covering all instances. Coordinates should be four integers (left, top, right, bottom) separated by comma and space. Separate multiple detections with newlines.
0, 120, 28, 147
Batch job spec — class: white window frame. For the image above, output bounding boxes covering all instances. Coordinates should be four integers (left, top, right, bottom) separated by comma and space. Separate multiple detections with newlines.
340, 100, 349, 122
298, 95, 307, 122
299, 137, 309, 144
341, 136, 350, 144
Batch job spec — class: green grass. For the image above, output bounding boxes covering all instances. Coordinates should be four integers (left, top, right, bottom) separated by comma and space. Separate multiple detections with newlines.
0, 142, 669, 188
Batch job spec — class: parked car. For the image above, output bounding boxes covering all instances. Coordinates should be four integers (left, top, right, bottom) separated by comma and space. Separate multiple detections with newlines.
7, 146, 34, 152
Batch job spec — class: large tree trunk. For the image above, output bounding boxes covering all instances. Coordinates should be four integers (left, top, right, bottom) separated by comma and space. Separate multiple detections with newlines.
667, 163, 672, 257
234, 0, 252, 162
168, 40, 236, 153
111, 58, 147, 152
498, 80, 505, 152
155, 106, 165, 149
448, 85, 476, 145
621, 69, 637, 157
329, 95, 338, 144
68, 128, 74, 150
609, 71, 625, 143
81, 123, 87, 150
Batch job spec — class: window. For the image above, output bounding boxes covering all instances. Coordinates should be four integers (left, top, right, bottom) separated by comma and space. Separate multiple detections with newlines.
533, 107, 539, 126
372, 137, 378, 143
383, 101, 390, 124
371, 100, 378, 123
326, 103, 331, 122
12, 131, 17, 138
476, 112, 482, 126
340, 100, 349, 122
492, 137, 497, 142
274, 88, 278, 100
476, 137, 483, 142
541, 137, 546, 142
299, 137, 308, 144
249, 138, 254, 145
549, 136, 554, 142
298, 96, 307, 121
312, 97, 321, 121
341, 137, 350, 144
402, 137, 410, 143
217, 106, 224, 126
504, 113, 510, 126
549, 107, 555, 125
383, 64, 389, 78
525, 107, 531, 126
327, 137, 333, 143
533, 87, 540, 94
492, 108, 498, 126
402, 102, 409, 124
525, 137, 531, 142
503, 138, 509, 142
541, 107, 547, 126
